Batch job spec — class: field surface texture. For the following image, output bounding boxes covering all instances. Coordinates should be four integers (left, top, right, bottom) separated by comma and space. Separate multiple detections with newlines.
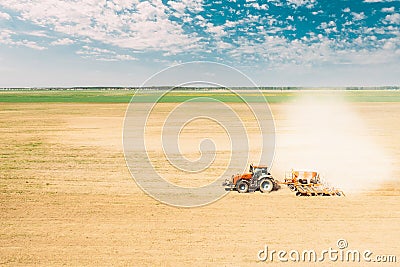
1, 90, 400, 266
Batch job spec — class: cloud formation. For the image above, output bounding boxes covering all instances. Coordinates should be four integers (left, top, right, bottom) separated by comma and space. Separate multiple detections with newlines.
51, 38, 75, 46
0, 0, 398, 68
0, 11, 10, 20
76, 45, 137, 61
0, 29, 46, 50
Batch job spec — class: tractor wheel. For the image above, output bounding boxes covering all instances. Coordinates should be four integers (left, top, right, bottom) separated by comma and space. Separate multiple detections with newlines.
236, 180, 249, 193
259, 179, 274, 193
288, 184, 296, 191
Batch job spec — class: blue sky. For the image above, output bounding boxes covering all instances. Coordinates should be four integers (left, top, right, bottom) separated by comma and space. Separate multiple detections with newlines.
0, 0, 399, 87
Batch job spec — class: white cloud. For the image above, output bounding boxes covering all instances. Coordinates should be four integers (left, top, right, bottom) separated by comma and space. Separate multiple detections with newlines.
318, 21, 337, 33
224, 20, 238, 28
384, 13, 400, 24
352, 12, 366, 20
0, 0, 398, 71
226, 23, 400, 68
0, 0, 202, 54
77, 46, 114, 56
216, 41, 233, 50
381, 7, 395, 13
181, 0, 204, 13
287, 0, 316, 8
167, 1, 186, 14
312, 10, 324, 15
328, 21, 336, 27
76, 45, 137, 61
0, 30, 14, 44
22, 31, 50, 38
82, 38, 92, 43
249, 2, 268, 10
20, 40, 46, 50
383, 40, 395, 50
50, 38, 74, 46
0, 11, 11, 20
206, 24, 226, 37
115, 54, 137, 61
0, 29, 46, 50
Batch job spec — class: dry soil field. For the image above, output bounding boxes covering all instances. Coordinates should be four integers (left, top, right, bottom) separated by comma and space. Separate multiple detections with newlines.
1, 99, 400, 266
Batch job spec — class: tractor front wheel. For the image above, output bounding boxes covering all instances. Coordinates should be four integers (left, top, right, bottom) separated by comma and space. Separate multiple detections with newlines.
236, 180, 249, 193
260, 179, 274, 193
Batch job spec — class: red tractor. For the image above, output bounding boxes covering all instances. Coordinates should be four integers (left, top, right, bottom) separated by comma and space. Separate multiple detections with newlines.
223, 164, 279, 193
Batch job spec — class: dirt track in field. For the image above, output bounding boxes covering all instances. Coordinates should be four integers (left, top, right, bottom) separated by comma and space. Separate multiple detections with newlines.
1, 102, 400, 266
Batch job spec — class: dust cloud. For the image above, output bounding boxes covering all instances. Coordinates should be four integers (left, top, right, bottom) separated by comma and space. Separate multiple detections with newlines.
272, 92, 393, 193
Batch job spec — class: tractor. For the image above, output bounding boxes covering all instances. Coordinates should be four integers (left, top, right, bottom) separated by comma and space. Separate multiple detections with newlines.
223, 167, 344, 196
222, 164, 279, 193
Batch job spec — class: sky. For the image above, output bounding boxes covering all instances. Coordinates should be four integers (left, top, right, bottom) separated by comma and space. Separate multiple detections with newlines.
0, 0, 399, 87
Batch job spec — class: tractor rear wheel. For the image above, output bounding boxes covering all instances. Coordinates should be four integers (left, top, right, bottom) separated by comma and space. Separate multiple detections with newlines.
259, 179, 274, 193
237, 180, 249, 193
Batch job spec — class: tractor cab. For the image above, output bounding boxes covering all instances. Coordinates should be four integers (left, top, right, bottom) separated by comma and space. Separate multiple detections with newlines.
249, 164, 271, 177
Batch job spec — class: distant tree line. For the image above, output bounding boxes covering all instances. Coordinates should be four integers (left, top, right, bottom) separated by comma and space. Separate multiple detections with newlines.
0, 86, 399, 91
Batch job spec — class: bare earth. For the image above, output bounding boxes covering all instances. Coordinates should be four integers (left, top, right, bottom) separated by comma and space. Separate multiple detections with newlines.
1, 102, 400, 266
